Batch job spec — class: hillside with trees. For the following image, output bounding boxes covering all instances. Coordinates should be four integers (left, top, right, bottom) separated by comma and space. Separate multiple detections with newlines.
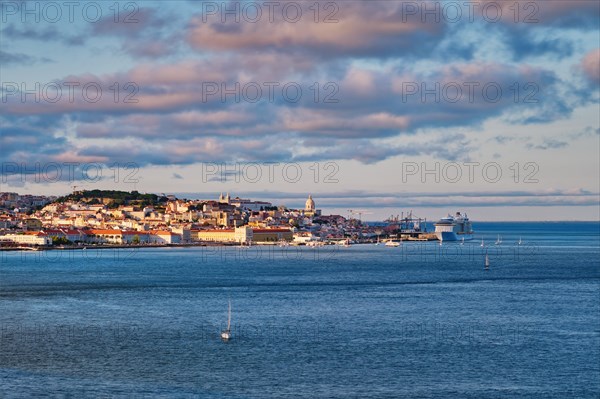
55, 190, 169, 208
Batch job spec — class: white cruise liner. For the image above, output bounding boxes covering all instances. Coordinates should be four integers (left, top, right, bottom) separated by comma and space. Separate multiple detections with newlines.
434, 212, 474, 242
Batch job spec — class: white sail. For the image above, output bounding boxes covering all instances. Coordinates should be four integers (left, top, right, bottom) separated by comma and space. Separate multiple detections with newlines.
221, 300, 232, 340
227, 300, 231, 331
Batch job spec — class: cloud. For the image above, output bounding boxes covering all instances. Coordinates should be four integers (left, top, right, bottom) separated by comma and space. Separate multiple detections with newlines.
1, 0, 597, 171
90, 7, 170, 37
569, 126, 600, 140
0, 116, 70, 161
525, 139, 569, 151
187, 1, 444, 58
581, 49, 600, 84
0, 50, 53, 65
120, 39, 177, 58
492, 135, 530, 145
280, 109, 409, 138
1, 56, 580, 167
477, 1, 600, 28
89, 7, 181, 58
1, 23, 84, 45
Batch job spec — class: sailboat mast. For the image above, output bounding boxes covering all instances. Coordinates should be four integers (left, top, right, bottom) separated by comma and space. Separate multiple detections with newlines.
227, 300, 231, 330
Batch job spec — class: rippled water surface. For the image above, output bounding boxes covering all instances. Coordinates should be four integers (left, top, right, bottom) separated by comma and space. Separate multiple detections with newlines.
1, 222, 599, 398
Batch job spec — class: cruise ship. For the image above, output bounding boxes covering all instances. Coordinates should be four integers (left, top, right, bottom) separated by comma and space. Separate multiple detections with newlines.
434, 212, 474, 242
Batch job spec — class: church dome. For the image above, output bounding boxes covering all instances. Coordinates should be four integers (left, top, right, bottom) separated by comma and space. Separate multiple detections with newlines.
305, 195, 315, 211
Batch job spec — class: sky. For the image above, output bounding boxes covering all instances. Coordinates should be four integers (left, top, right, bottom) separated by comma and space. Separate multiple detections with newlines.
1, 0, 599, 221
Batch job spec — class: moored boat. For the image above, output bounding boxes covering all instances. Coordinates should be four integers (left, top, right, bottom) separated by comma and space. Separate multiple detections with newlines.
434, 212, 474, 242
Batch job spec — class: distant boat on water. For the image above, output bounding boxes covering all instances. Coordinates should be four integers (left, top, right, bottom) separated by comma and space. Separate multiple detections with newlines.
385, 240, 400, 247
221, 300, 232, 341
518, 237, 522, 245
480, 238, 484, 247
485, 251, 490, 270
495, 235, 502, 245
339, 239, 351, 247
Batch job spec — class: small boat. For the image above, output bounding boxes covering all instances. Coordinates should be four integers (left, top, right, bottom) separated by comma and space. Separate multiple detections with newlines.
460, 237, 464, 245
517, 237, 522, 245
484, 251, 490, 270
221, 300, 232, 341
495, 235, 502, 245
480, 238, 484, 247
385, 240, 400, 247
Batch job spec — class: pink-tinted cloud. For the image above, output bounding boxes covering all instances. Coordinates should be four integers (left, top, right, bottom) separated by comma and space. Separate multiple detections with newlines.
581, 49, 600, 84
187, 1, 443, 56
281, 109, 409, 137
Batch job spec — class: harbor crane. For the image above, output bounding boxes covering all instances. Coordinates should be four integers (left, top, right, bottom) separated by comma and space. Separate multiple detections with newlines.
347, 209, 372, 222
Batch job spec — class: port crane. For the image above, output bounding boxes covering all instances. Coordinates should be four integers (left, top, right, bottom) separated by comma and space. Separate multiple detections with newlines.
385, 210, 427, 233
347, 209, 372, 222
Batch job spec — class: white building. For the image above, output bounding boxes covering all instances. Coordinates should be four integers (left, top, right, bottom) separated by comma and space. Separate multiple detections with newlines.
149, 231, 181, 244
0, 232, 52, 246
234, 226, 253, 244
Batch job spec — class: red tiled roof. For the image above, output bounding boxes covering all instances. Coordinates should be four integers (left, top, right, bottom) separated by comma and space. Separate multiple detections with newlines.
149, 230, 177, 236
252, 228, 291, 233
89, 229, 123, 234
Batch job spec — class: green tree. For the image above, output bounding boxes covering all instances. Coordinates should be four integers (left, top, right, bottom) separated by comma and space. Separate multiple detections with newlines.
52, 236, 72, 245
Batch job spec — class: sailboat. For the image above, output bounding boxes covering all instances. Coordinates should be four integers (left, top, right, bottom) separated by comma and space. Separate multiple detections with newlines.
460, 237, 465, 245
495, 234, 502, 245
221, 300, 232, 341
518, 237, 522, 245
484, 251, 490, 270
480, 238, 484, 247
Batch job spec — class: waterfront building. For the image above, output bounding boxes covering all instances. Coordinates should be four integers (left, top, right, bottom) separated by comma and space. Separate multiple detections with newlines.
87, 229, 145, 244
193, 227, 292, 243
148, 230, 181, 244
252, 228, 293, 242
0, 232, 52, 246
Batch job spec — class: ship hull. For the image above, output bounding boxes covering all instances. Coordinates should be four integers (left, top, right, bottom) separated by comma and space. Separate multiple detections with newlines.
436, 232, 473, 242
